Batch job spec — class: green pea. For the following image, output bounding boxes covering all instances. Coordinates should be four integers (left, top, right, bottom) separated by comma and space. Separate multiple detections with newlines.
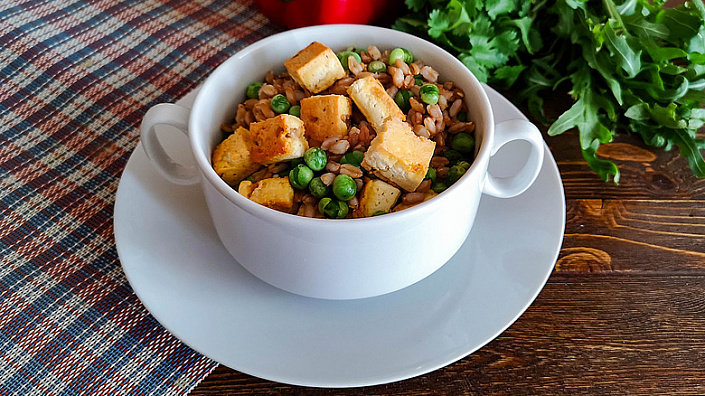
446, 165, 467, 185
424, 168, 436, 183
332, 174, 357, 201
388, 47, 413, 65
401, 48, 414, 63
288, 105, 301, 117
419, 84, 439, 105
394, 90, 414, 112
288, 164, 313, 189
431, 181, 447, 193
246, 82, 263, 99
414, 74, 424, 86
270, 94, 291, 114
340, 151, 364, 168
443, 149, 463, 163
304, 147, 327, 171
456, 112, 467, 122
308, 177, 330, 199
450, 133, 475, 153
318, 198, 349, 219
368, 60, 387, 73
290, 157, 304, 167
456, 160, 472, 171
338, 51, 362, 71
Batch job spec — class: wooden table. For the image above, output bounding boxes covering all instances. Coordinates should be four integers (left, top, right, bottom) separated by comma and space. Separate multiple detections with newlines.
192, 103, 705, 394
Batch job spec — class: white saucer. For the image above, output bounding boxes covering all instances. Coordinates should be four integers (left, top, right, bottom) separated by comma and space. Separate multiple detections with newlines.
114, 86, 565, 388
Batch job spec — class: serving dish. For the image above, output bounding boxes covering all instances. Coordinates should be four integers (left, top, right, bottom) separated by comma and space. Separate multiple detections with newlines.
115, 85, 565, 387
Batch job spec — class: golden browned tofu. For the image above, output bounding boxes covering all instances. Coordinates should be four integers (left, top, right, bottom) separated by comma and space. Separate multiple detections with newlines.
358, 179, 401, 217
238, 177, 294, 212
392, 191, 438, 212
300, 94, 352, 143
361, 119, 436, 192
249, 114, 308, 164
347, 76, 406, 133
238, 180, 255, 197
284, 41, 345, 93
211, 127, 261, 186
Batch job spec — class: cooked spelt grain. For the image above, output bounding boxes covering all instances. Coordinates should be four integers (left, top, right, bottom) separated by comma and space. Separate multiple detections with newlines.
321, 172, 336, 186
409, 97, 425, 113
448, 122, 468, 134
259, 84, 277, 98
329, 139, 350, 155
236, 104, 246, 126
339, 163, 364, 178
348, 196, 359, 209
416, 179, 432, 193
368, 46, 382, 60
325, 160, 341, 172
321, 136, 340, 151
395, 58, 410, 75
449, 99, 462, 118
424, 117, 436, 135
354, 178, 364, 191
349, 56, 363, 75
430, 156, 450, 168
403, 192, 425, 204
420, 66, 439, 82
428, 104, 442, 121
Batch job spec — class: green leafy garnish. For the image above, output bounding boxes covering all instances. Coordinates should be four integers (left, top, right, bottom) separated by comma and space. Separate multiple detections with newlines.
395, 0, 705, 183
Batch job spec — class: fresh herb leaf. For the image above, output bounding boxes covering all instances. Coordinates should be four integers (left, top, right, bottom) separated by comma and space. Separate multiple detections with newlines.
395, 0, 705, 182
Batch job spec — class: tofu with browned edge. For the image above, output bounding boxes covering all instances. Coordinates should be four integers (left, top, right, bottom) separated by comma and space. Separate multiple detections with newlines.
211, 126, 261, 186
284, 42, 345, 94
300, 94, 352, 143
249, 114, 308, 164
358, 179, 401, 217
238, 177, 294, 212
361, 119, 435, 192
347, 76, 406, 133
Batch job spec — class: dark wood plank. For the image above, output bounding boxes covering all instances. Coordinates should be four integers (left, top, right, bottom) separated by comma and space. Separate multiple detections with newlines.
192, 276, 705, 395
547, 130, 705, 200
559, 199, 705, 274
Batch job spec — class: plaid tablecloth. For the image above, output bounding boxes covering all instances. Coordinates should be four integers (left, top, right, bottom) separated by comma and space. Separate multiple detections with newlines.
0, 1, 281, 394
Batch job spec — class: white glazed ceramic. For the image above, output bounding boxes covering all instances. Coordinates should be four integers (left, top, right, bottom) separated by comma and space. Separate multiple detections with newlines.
116, 87, 565, 387
139, 25, 545, 300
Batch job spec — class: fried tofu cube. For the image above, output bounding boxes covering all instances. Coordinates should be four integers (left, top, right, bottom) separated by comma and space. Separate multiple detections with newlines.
238, 180, 255, 197
300, 94, 352, 143
250, 114, 308, 164
361, 119, 436, 192
284, 41, 345, 94
392, 191, 438, 212
211, 127, 261, 186
347, 76, 406, 133
238, 177, 294, 212
358, 179, 401, 217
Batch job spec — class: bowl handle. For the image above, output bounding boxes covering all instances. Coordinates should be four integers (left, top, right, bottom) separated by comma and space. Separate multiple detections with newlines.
140, 103, 199, 185
482, 119, 545, 198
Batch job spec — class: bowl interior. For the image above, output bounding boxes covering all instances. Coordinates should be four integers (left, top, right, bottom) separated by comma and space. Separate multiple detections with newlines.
189, 25, 494, 217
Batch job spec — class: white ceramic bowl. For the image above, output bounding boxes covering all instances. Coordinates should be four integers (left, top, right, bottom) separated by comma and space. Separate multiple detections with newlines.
140, 25, 544, 299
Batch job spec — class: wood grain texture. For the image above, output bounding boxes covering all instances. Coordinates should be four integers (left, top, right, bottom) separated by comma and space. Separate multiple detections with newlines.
192, 11, 705, 390
192, 277, 705, 395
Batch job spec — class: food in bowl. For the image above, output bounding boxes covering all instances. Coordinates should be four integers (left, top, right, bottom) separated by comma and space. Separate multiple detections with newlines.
212, 41, 476, 219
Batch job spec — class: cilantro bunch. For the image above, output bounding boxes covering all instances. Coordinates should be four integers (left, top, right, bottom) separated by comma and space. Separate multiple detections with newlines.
394, 0, 705, 183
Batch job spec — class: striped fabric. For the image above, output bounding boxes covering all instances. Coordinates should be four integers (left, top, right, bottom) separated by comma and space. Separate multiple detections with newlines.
0, 0, 281, 394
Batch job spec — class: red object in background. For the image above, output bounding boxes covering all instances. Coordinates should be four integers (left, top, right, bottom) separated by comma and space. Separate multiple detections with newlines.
254, 0, 398, 29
